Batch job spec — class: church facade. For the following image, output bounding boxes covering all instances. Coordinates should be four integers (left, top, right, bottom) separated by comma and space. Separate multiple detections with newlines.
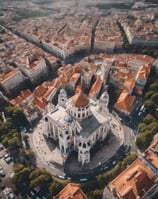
44, 89, 111, 165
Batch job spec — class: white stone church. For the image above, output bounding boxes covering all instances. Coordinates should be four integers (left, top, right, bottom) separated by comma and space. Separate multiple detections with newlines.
44, 88, 111, 166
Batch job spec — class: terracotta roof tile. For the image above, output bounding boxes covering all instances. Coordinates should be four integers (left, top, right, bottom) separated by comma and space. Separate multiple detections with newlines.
0, 70, 20, 82
10, 89, 32, 106
123, 78, 135, 92
108, 159, 155, 199
144, 136, 158, 170
33, 97, 46, 110
70, 73, 80, 83
34, 85, 47, 96
137, 64, 151, 81
72, 91, 89, 108
54, 183, 88, 199
114, 90, 135, 115
89, 76, 103, 98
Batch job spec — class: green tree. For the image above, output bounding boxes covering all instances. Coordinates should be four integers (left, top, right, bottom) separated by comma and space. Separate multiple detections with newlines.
12, 164, 31, 191
89, 189, 103, 199
97, 153, 137, 189
14, 164, 24, 173
136, 131, 152, 150
49, 180, 65, 196
147, 122, 158, 135
8, 137, 21, 154
108, 84, 121, 105
29, 169, 53, 191
151, 93, 158, 104
0, 119, 12, 136
143, 114, 156, 125
20, 149, 34, 161
144, 91, 155, 100
144, 99, 156, 114
149, 83, 158, 91
1, 135, 9, 147
138, 123, 147, 133
22, 134, 29, 148
5, 105, 28, 127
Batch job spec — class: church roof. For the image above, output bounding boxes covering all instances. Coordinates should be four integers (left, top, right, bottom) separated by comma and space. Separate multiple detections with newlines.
72, 91, 89, 108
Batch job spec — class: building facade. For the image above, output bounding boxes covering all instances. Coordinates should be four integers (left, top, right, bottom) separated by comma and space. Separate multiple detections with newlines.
44, 89, 111, 165
0, 70, 26, 95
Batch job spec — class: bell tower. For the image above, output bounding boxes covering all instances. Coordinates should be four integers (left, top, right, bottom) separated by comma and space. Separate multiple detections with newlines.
58, 89, 67, 108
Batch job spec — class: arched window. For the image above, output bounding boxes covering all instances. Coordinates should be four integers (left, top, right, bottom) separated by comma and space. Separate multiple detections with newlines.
83, 143, 86, 148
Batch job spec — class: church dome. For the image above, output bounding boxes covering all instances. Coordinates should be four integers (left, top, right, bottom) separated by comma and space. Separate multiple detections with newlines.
72, 91, 89, 108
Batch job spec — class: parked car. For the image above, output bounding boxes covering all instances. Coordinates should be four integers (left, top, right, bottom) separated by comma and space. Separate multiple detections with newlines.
3, 187, 15, 199
0, 143, 4, 150
4, 153, 10, 159
33, 187, 40, 193
0, 168, 5, 177
124, 145, 131, 154
30, 190, 36, 197
4, 154, 12, 164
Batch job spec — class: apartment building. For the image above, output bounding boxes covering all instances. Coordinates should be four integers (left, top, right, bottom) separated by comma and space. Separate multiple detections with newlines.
118, 12, 158, 46
0, 70, 26, 95
21, 56, 49, 85
104, 135, 158, 199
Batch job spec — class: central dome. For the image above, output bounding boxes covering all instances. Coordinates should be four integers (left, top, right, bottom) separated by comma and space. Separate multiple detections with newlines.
72, 91, 89, 108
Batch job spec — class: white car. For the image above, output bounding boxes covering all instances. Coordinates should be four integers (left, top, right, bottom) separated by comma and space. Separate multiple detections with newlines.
8, 192, 15, 199
4, 153, 9, 159
112, 161, 117, 166
0, 168, 5, 177
4, 156, 12, 164
0, 143, 4, 150
30, 190, 35, 197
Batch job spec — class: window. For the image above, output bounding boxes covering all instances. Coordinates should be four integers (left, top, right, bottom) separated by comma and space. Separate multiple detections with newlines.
83, 143, 86, 148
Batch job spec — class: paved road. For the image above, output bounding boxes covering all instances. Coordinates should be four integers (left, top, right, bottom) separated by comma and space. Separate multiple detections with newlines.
123, 125, 137, 152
